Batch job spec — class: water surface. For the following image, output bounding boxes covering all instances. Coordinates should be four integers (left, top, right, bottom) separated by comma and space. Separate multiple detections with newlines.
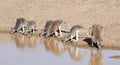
0, 33, 120, 65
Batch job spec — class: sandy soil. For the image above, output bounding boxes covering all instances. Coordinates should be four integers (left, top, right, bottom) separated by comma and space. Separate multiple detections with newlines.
0, 0, 120, 46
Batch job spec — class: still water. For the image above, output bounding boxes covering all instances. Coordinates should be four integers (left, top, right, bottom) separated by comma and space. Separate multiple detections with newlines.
0, 33, 120, 65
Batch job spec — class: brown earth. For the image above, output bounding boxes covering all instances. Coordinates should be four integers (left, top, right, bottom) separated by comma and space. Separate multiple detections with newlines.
0, 0, 120, 47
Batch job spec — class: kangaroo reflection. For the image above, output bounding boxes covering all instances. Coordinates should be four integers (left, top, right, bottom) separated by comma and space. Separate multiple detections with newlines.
89, 49, 103, 65
24, 35, 36, 48
66, 45, 87, 61
44, 38, 65, 55
11, 34, 36, 48
11, 34, 25, 48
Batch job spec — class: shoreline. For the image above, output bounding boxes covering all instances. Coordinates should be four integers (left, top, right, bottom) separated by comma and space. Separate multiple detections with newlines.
0, 32, 120, 50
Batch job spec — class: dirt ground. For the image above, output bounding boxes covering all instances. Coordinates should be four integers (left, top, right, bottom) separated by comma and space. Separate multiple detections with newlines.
0, 0, 120, 47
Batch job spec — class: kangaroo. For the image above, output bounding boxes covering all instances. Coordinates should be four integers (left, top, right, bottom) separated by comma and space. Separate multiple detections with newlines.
46, 20, 66, 37
89, 24, 103, 49
63, 25, 90, 43
23, 20, 36, 35
39, 20, 54, 37
11, 18, 27, 34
